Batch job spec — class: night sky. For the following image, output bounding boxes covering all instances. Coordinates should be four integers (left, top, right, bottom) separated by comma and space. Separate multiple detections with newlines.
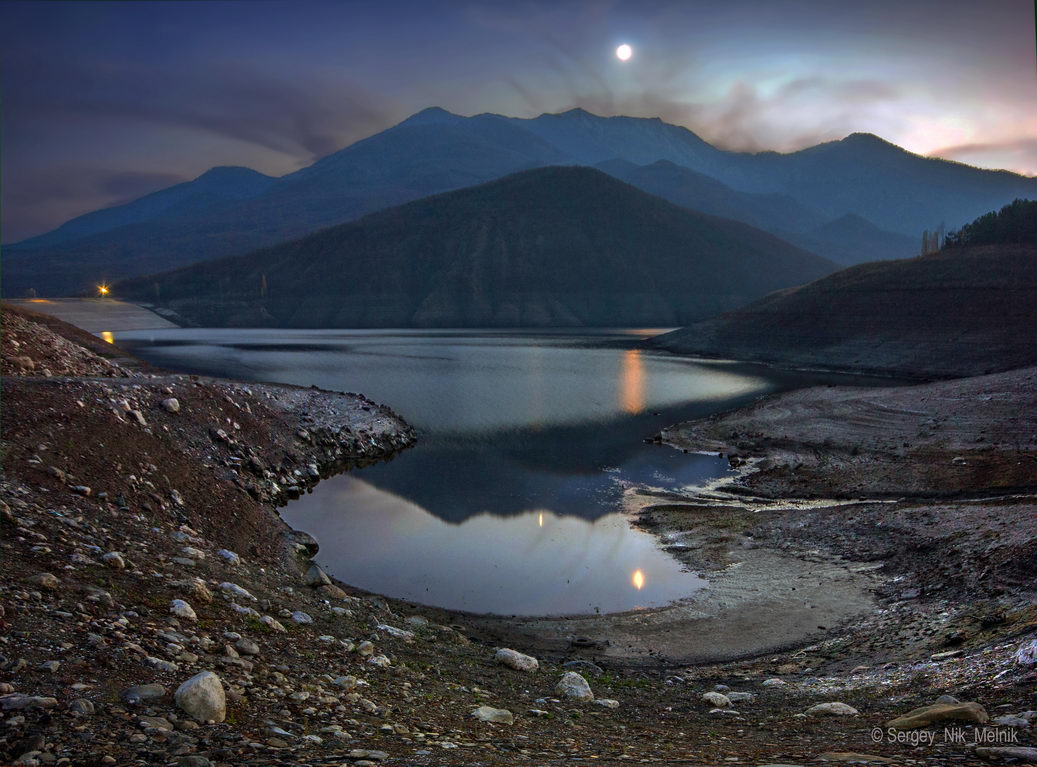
2, 0, 1035, 242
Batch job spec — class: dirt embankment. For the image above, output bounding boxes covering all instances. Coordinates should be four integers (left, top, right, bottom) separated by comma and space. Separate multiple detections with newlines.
652, 244, 1037, 378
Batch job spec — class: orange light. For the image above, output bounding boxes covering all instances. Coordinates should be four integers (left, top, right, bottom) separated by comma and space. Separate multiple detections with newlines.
98, 285, 110, 296
632, 569, 645, 590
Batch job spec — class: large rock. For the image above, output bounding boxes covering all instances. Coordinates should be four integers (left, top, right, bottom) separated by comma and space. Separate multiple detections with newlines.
471, 705, 514, 724
555, 672, 593, 701
886, 702, 988, 730
495, 648, 539, 672
174, 671, 226, 723
703, 691, 732, 708
170, 599, 197, 621
805, 702, 859, 717
304, 564, 331, 587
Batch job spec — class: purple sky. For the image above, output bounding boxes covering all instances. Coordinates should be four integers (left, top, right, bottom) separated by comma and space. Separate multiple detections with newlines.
2, 0, 1035, 242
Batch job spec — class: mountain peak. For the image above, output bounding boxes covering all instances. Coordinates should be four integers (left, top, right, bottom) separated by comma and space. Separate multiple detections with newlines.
396, 106, 462, 128
840, 132, 900, 150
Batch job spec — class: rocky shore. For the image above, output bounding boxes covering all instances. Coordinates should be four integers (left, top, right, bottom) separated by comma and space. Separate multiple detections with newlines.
2, 304, 1036, 766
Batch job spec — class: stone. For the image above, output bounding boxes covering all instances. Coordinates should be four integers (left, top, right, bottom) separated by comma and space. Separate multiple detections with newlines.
992, 715, 1030, 727
0, 694, 58, 710
376, 623, 415, 640
69, 699, 95, 715
728, 692, 755, 702
495, 647, 539, 672
762, 678, 787, 687
593, 698, 620, 709
25, 573, 59, 590
563, 659, 604, 675
170, 599, 197, 621
555, 671, 593, 701
174, 671, 227, 723
101, 552, 125, 570
161, 398, 180, 413
367, 655, 391, 668
317, 584, 347, 600
219, 582, 256, 600
975, 747, 1037, 762
805, 702, 859, 717
471, 705, 514, 724
817, 754, 894, 764
217, 549, 240, 566
291, 610, 313, 624
304, 564, 331, 587
886, 702, 988, 730
139, 715, 173, 731
234, 638, 260, 656
935, 694, 960, 705
357, 640, 375, 657
348, 751, 388, 762
333, 675, 358, 690
260, 615, 286, 632
121, 684, 166, 704
1016, 639, 1037, 666
703, 691, 732, 708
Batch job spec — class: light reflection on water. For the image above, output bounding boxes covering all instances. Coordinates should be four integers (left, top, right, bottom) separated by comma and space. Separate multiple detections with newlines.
114, 328, 889, 616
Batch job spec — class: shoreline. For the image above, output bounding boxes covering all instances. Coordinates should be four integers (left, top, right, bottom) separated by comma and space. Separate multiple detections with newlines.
3, 303, 1035, 765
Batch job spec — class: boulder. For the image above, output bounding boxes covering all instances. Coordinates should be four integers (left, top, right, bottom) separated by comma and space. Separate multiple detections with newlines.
703, 691, 732, 708
886, 702, 988, 730
495, 648, 539, 672
555, 671, 593, 701
170, 599, 197, 621
174, 671, 226, 723
471, 705, 514, 724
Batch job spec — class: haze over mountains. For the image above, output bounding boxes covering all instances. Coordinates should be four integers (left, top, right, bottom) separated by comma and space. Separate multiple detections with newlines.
116, 167, 835, 328
6, 107, 1036, 298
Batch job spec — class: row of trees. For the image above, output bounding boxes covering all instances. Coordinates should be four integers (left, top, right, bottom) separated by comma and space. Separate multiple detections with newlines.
921, 199, 1035, 255
942, 199, 1037, 249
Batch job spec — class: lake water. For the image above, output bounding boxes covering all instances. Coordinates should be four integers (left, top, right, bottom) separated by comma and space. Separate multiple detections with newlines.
115, 328, 874, 616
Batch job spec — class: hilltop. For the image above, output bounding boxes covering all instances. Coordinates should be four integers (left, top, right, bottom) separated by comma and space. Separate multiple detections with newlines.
116, 167, 834, 328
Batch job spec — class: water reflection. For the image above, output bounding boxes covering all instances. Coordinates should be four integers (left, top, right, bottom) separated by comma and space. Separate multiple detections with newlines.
632, 569, 645, 590
619, 349, 645, 414
283, 476, 704, 615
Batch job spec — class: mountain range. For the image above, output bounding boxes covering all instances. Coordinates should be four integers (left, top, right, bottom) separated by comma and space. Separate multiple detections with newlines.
116, 166, 835, 328
6, 107, 1035, 297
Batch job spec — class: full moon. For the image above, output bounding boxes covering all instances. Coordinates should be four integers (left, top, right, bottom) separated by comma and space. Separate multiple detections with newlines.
615, 43, 633, 61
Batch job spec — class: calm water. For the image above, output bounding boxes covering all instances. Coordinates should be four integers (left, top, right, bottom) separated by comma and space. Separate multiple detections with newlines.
115, 328, 876, 616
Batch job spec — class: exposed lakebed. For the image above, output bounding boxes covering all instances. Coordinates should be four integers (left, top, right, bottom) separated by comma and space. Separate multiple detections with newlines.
115, 328, 883, 617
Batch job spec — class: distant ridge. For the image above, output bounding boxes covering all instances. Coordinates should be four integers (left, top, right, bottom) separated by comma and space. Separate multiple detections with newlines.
7, 107, 1036, 297
652, 202, 1037, 378
117, 166, 836, 328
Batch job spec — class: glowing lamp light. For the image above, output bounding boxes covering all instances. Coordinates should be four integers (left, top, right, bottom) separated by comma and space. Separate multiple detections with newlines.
98, 285, 110, 296
631, 569, 645, 590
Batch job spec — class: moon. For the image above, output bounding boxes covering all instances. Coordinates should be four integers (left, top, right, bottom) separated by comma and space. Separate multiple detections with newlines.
615, 43, 632, 62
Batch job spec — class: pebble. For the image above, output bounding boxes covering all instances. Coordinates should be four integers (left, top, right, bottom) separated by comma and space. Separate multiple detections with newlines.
805, 702, 859, 716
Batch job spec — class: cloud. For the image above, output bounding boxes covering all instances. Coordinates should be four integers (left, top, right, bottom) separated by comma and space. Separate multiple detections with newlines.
929, 138, 1037, 175
5, 53, 393, 163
